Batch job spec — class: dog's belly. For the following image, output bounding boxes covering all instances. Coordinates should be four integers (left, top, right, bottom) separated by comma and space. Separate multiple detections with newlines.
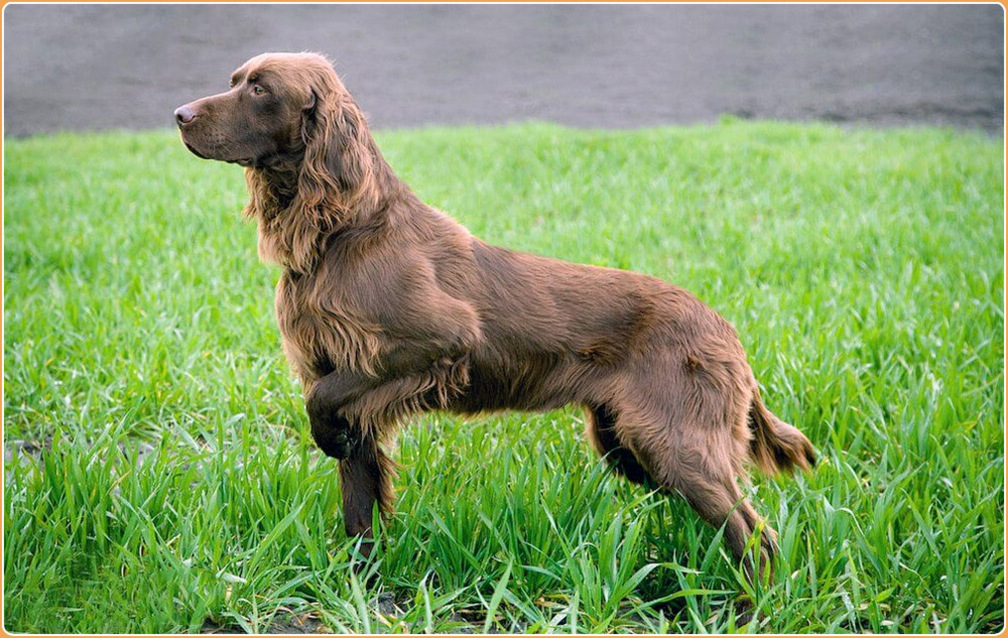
446, 352, 579, 415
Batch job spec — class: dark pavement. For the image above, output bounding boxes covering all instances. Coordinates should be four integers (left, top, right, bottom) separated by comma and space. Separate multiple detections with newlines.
3, 4, 1004, 137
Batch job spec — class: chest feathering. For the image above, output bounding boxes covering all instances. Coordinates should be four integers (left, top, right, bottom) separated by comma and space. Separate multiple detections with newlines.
274, 271, 382, 387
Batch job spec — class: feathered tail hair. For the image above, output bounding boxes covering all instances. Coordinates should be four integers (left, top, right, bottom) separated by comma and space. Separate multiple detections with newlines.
748, 388, 816, 475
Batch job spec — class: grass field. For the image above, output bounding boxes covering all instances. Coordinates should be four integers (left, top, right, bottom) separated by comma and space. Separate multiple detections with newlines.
3, 121, 1004, 634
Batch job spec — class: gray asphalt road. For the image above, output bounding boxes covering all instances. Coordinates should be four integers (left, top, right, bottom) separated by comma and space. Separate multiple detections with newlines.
3, 4, 1004, 137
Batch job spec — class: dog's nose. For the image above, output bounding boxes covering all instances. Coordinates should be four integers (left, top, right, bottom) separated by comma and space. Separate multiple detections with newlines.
174, 105, 197, 128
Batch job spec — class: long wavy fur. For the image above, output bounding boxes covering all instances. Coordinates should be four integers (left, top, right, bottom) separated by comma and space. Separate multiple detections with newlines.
243, 58, 382, 273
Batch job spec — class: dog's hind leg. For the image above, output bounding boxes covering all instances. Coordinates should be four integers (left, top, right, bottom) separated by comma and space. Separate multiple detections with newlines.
612, 401, 778, 583
659, 438, 775, 582
338, 434, 397, 560
668, 453, 777, 583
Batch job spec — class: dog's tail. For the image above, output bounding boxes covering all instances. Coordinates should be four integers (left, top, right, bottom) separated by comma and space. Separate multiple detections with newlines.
747, 389, 816, 476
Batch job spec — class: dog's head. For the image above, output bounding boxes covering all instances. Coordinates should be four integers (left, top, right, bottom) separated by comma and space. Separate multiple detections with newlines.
175, 52, 374, 184
176, 52, 319, 167
176, 52, 382, 271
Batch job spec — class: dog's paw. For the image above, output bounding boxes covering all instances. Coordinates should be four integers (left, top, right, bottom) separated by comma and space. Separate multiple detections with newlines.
328, 426, 358, 460
309, 412, 359, 460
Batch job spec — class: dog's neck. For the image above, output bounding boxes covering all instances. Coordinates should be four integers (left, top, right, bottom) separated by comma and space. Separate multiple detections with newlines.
249, 158, 302, 210
243, 149, 407, 275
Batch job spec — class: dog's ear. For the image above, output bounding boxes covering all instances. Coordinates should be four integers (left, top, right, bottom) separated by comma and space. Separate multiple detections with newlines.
297, 77, 376, 221
300, 89, 318, 146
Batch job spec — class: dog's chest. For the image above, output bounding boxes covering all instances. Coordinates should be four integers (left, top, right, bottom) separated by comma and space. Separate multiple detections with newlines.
274, 269, 381, 389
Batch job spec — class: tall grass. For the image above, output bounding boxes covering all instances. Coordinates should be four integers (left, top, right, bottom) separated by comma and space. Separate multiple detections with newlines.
3, 121, 1003, 633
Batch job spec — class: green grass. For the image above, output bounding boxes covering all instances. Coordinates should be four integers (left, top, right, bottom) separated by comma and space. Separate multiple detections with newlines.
3, 120, 1003, 633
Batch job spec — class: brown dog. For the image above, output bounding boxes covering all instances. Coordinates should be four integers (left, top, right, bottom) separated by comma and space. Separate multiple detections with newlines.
175, 52, 815, 580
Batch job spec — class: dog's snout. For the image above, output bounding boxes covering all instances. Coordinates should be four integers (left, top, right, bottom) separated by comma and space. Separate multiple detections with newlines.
174, 105, 197, 128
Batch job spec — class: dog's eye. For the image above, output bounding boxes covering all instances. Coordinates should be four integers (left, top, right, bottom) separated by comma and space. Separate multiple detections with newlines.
251, 84, 266, 96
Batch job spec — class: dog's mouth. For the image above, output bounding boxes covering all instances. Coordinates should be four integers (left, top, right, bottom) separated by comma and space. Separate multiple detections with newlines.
181, 137, 254, 166
181, 139, 209, 160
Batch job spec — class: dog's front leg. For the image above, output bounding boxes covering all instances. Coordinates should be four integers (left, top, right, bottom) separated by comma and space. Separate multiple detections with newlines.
305, 370, 375, 459
306, 370, 402, 562
338, 433, 394, 560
